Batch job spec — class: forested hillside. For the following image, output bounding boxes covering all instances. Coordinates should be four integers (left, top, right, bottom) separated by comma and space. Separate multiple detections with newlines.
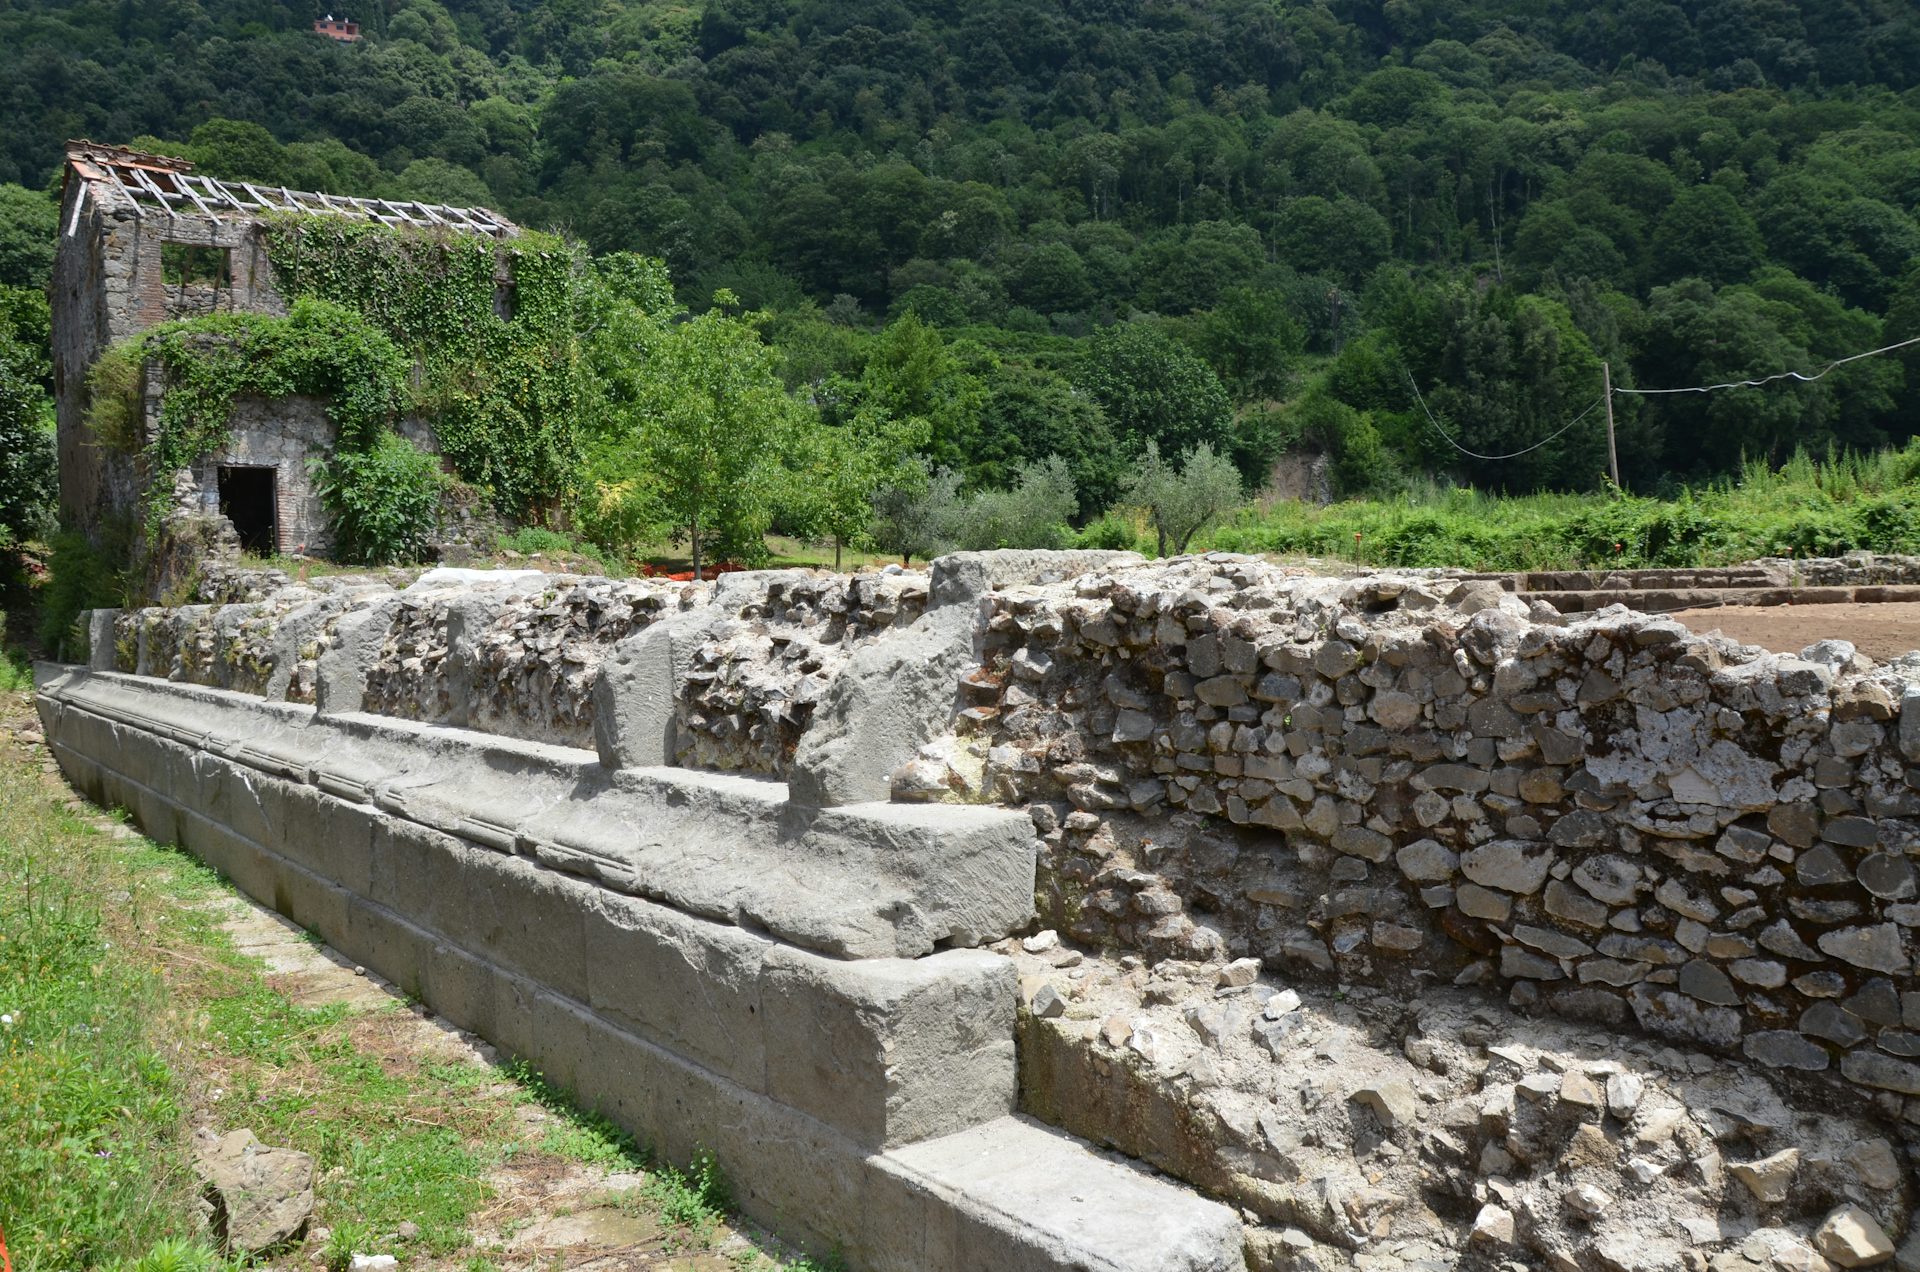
3, 0, 1920, 512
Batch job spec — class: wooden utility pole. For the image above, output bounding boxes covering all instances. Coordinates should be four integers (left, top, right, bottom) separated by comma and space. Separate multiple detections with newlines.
1602, 361, 1620, 488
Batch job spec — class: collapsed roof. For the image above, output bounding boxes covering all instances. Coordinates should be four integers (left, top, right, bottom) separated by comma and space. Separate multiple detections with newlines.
62, 140, 518, 239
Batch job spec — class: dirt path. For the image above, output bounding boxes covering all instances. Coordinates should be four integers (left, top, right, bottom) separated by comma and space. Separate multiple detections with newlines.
1669, 600, 1920, 662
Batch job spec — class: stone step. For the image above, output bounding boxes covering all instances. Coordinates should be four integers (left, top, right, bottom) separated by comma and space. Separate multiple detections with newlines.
35, 666, 1036, 959
35, 660, 1248, 1272
871, 1117, 1242, 1272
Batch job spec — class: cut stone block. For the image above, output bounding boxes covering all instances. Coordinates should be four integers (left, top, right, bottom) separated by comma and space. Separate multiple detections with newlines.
762, 946, 1016, 1149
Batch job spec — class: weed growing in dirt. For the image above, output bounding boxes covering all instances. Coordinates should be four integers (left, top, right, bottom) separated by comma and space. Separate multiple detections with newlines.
646, 1147, 732, 1246
502, 1057, 649, 1169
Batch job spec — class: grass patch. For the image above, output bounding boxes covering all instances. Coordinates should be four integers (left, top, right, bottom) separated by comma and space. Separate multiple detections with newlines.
0, 694, 863, 1270
0, 644, 30, 691
501, 1057, 648, 1170
0, 700, 493, 1266
1206, 442, 1920, 571
0, 723, 208, 1269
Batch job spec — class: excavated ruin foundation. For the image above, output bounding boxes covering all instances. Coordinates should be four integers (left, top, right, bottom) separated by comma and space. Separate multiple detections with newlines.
37, 550, 1920, 1271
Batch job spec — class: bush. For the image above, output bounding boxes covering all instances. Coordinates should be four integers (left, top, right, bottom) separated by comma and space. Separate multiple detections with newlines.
496, 526, 609, 569
39, 530, 127, 660
1073, 512, 1147, 552
870, 463, 964, 564
313, 432, 447, 565
955, 455, 1078, 551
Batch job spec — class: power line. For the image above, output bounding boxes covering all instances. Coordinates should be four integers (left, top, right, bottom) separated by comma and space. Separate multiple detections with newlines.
1612, 333, 1920, 395
1401, 331, 1920, 466
1406, 370, 1608, 461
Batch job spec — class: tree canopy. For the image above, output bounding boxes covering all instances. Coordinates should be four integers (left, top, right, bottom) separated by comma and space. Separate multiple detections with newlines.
0, 0, 1918, 508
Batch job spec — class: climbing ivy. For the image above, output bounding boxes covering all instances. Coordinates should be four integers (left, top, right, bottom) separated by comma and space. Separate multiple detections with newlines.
87, 297, 412, 528
83, 218, 587, 557
262, 218, 582, 517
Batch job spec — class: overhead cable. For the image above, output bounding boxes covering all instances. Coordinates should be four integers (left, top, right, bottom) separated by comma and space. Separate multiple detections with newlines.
1612, 333, 1920, 395
1405, 370, 1608, 461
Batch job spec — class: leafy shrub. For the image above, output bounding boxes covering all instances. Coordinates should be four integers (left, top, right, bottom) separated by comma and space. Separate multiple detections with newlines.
956, 455, 1078, 551
496, 526, 608, 568
313, 432, 447, 565
81, 341, 145, 453
870, 462, 964, 564
1073, 512, 1147, 552
38, 530, 128, 659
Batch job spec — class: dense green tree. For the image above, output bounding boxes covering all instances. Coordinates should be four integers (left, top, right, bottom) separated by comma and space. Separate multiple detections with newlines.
1073, 322, 1231, 459
853, 315, 988, 473
0, 336, 54, 546
590, 292, 809, 575
1651, 186, 1765, 285
0, 186, 56, 290
1183, 287, 1304, 404
0, 0, 1917, 510
971, 369, 1124, 518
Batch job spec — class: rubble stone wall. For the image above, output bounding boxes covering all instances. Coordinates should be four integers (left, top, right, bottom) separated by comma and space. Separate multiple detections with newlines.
945, 557, 1920, 1119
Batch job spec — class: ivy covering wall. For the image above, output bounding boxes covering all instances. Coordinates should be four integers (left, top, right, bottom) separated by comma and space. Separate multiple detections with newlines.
85, 219, 582, 560
264, 219, 579, 517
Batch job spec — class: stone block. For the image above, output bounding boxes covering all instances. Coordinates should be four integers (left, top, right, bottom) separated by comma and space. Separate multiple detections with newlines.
592, 620, 683, 770
314, 599, 398, 716
872, 1116, 1242, 1272
267, 853, 352, 940
335, 895, 436, 999
761, 947, 1017, 1149
366, 818, 478, 953
583, 890, 772, 1093
455, 848, 592, 1005
178, 803, 279, 902
787, 605, 977, 807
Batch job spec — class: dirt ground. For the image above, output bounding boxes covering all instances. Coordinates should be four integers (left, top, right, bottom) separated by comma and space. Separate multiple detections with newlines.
1670, 600, 1920, 663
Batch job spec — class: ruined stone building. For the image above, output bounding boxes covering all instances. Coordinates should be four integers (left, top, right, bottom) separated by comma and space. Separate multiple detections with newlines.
51, 141, 517, 557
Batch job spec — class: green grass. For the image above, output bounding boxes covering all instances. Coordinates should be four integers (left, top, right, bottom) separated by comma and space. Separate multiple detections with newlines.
0, 736, 214, 1269
1204, 442, 1920, 572
0, 645, 30, 690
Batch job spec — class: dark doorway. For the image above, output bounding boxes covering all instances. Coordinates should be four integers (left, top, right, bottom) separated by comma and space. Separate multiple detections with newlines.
218, 465, 277, 555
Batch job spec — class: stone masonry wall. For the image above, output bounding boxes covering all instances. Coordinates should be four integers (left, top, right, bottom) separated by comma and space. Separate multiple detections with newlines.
675, 570, 928, 776
930, 556, 1920, 1120
90, 552, 1920, 1116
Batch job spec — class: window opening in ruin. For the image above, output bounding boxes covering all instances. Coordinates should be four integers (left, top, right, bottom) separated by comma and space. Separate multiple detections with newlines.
217, 465, 278, 555
161, 243, 232, 289
493, 281, 517, 320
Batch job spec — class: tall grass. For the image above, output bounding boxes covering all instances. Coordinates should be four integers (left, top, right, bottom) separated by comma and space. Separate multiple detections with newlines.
1205, 441, 1920, 571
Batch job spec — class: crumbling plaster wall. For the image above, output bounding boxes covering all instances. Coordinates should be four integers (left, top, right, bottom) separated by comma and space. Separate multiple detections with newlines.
89, 553, 1920, 1115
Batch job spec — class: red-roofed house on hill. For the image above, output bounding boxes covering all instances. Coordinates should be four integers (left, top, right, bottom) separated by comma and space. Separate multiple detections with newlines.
313, 15, 360, 41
